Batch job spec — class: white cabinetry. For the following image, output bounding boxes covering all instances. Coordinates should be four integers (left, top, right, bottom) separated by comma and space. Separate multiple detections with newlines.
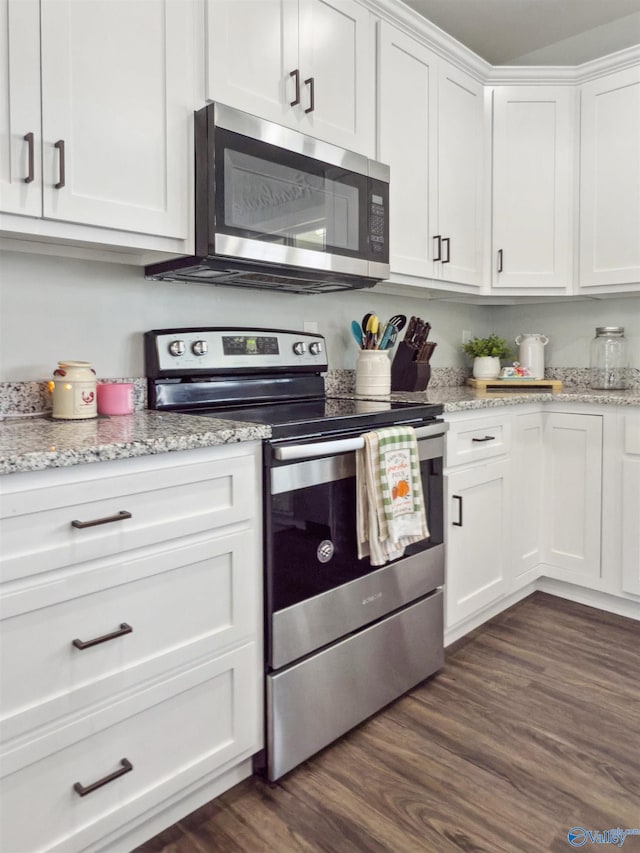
542, 412, 602, 580
492, 86, 574, 291
444, 414, 511, 629
0, 444, 263, 853
512, 411, 544, 586
206, 0, 374, 154
0, 0, 193, 250
622, 415, 640, 595
378, 22, 484, 289
579, 65, 640, 291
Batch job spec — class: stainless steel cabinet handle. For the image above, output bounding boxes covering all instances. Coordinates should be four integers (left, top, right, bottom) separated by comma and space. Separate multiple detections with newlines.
442, 237, 450, 264
73, 758, 133, 797
452, 495, 463, 527
433, 235, 442, 261
471, 435, 495, 443
71, 510, 132, 529
72, 622, 133, 650
304, 76, 315, 114
497, 249, 503, 273
54, 139, 65, 189
23, 132, 35, 183
290, 69, 301, 106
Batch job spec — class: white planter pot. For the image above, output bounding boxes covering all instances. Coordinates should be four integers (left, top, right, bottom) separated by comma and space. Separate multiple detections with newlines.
472, 356, 501, 380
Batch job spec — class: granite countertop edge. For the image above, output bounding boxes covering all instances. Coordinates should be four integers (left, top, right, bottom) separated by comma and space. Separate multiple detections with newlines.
1, 388, 639, 475
0, 411, 272, 476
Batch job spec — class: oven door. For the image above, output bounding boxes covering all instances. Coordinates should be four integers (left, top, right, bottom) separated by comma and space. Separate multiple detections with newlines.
265, 423, 445, 670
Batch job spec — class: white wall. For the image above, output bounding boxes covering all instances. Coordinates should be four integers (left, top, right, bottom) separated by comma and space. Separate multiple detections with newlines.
493, 297, 640, 368
0, 251, 489, 381
2, 251, 638, 381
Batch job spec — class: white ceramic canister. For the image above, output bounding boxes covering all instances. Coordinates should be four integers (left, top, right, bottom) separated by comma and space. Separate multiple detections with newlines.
51, 360, 98, 420
515, 333, 549, 379
355, 349, 391, 397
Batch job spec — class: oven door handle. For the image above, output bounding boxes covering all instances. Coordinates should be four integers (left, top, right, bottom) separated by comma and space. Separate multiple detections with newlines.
273, 422, 447, 461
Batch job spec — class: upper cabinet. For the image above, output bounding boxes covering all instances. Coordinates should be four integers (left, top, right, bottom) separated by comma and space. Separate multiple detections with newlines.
578, 66, 640, 291
206, 0, 374, 155
0, 0, 193, 248
491, 86, 574, 292
378, 22, 485, 290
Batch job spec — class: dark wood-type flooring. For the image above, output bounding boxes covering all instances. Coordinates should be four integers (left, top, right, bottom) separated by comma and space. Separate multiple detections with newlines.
136, 592, 640, 852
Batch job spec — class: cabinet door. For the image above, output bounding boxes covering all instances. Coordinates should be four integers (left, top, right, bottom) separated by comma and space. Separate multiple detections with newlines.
492, 86, 573, 289
445, 460, 511, 628
0, 0, 41, 216
543, 412, 602, 578
205, 0, 298, 127
39, 0, 191, 237
579, 66, 640, 289
622, 457, 640, 595
436, 61, 484, 287
298, 0, 373, 153
378, 22, 437, 279
512, 412, 544, 585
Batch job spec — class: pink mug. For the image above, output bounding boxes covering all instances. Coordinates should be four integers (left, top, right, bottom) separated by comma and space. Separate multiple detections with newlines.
97, 382, 134, 415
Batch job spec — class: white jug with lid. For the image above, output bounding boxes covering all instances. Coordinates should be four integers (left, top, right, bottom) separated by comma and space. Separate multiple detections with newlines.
515, 334, 548, 379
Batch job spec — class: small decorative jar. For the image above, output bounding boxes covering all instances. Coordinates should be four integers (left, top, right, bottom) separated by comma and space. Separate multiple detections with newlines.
51, 360, 97, 420
355, 349, 391, 397
589, 327, 629, 390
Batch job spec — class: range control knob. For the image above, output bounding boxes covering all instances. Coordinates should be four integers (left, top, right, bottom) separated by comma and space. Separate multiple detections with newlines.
168, 340, 185, 357
191, 340, 208, 356
309, 341, 323, 355
293, 341, 307, 355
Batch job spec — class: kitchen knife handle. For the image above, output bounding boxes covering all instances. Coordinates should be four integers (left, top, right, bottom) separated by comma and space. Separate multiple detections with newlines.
497, 249, 503, 273
442, 237, 450, 264
54, 139, 65, 189
72, 622, 133, 650
433, 235, 441, 262
73, 758, 133, 798
290, 69, 301, 106
452, 495, 463, 527
23, 132, 35, 183
304, 77, 315, 114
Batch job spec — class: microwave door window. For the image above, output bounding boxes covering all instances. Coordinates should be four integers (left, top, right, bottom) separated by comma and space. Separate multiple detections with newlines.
222, 149, 360, 254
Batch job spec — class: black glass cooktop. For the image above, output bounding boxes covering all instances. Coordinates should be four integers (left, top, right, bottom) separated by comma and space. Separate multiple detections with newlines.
185, 396, 443, 440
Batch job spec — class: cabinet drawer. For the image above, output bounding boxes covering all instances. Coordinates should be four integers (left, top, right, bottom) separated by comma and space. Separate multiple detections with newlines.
0, 643, 260, 853
445, 415, 511, 467
1, 529, 258, 746
0, 451, 258, 583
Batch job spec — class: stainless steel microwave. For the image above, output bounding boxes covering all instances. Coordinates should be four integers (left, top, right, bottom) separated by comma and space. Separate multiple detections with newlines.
145, 103, 390, 294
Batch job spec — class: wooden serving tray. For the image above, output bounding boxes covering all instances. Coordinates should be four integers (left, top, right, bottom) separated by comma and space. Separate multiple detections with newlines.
467, 378, 563, 396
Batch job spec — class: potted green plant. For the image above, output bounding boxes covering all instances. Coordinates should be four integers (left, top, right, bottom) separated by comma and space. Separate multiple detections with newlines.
462, 333, 514, 380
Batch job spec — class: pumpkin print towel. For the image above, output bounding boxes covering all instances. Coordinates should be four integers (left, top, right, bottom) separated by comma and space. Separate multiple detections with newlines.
356, 425, 429, 566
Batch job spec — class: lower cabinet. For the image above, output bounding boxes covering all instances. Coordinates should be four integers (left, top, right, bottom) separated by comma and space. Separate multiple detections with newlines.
0, 444, 263, 853
622, 415, 640, 595
445, 459, 511, 628
542, 411, 603, 580
445, 405, 632, 638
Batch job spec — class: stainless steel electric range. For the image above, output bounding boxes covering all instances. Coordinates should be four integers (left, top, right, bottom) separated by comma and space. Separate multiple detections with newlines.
145, 327, 445, 781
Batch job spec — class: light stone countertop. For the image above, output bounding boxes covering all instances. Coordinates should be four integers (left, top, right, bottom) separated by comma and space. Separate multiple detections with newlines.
391, 385, 640, 412
0, 411, 270, 475
2, 386, 639, 476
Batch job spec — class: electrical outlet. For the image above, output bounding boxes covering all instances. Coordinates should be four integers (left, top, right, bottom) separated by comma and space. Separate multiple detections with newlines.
304, 321, 319, 333
462, 330, 472, 344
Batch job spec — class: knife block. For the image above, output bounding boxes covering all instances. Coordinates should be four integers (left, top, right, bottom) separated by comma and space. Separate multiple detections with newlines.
391, 342, 432, 392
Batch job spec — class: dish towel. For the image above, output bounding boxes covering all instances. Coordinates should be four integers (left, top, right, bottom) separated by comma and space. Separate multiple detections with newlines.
356, 425, 429, 566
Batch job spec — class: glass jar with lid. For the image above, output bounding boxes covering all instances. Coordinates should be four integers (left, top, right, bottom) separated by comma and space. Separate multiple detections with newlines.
589, 327, 629, 390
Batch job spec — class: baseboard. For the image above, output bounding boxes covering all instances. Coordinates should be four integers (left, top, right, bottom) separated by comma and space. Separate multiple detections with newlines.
444, 583, 537, 646
535, 577, 640, 621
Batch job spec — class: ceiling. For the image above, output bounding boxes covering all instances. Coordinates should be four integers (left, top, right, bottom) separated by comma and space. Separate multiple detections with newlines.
401, 0, 640, 65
